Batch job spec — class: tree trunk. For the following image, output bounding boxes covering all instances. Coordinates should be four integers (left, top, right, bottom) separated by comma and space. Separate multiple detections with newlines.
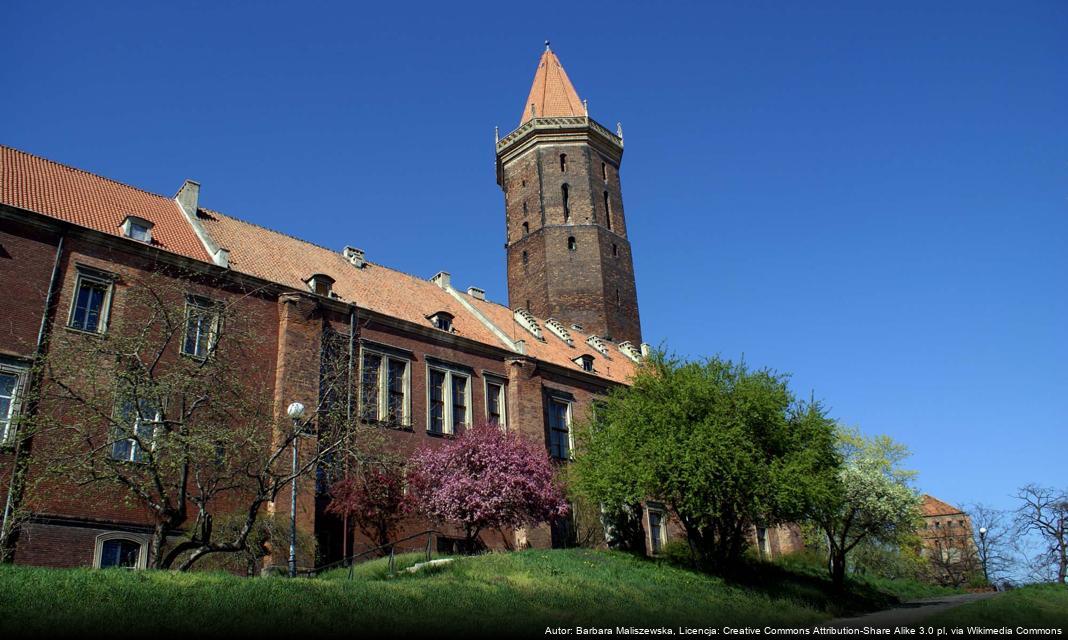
149, 522, 168, 569
830, 549, 847, 589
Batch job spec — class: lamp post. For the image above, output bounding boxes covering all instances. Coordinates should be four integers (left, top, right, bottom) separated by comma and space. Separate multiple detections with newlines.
286, 401, 306, 578
978, 526, 989, 587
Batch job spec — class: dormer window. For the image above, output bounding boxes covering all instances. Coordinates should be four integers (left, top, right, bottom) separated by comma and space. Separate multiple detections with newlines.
306, 274, 335, 297
574, 354, 595, 372
429, 311, 454, 332
121, 216, 153, 243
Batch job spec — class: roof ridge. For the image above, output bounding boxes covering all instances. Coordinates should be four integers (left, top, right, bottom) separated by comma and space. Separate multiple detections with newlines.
1, 144, 177, 204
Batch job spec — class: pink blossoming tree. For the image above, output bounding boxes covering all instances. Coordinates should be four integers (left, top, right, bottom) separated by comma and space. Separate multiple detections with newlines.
410, 423, 570, 550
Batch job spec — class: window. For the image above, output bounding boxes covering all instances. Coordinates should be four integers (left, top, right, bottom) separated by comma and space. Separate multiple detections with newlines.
307, 274, 335, 297
427, 366, 470, 435
110, 394, 160, 463
648, 509, 666, 555
429, 312, 454, 332
756, 526, 771, 559
568, 236, 577, 252
604, 197, 614, 231
485, 378, 506, 427
182, 296, 219, 358
574, 354, 594, 372
612, 243, 618, 258
522, 250, 528, 266
601, 161, 608, 181
93, 533, 147, 569
522, 201, 528, 214
0, 365, 27, 444
68, 269, 113, 334
360, 350, 410, 425
547, 397, 572, 459
121, 216, 153, 243
559, 153, 567, 172
561, 184, 570, 222
522, 222, 529, 236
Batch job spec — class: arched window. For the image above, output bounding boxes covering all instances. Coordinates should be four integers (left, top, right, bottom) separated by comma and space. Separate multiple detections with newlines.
522, 222, 529, 236
603, 191, 612, 230
562, 184, 570, 222
568, 236, 577, 252
93, 533, 147, 570
560, 154, 567, 172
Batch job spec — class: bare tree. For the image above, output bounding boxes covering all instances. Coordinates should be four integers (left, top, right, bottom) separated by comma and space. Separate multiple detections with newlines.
921, 519, 979, 588
966, 503, 1016, 587
1013, 484, 1068, 585
23, 267, 359, 570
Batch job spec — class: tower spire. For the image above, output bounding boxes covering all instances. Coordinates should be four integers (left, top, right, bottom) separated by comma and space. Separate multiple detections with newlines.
519, 44, 584, 125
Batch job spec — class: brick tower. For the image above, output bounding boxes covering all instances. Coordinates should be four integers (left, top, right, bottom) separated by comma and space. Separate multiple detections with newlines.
496, 44, 641, 345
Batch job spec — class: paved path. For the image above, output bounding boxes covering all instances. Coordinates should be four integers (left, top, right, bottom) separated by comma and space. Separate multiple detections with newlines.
825, 592, 1000, 628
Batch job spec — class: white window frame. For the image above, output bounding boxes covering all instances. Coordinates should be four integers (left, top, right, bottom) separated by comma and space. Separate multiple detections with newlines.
483, 375, 507, 429
120, 216, 154, 244
0, 363, 29, 445
67, 268, 114, 334
110, 395, 161, 463
180, 295, 220, 359
92, 532, 150, 569
647, 506, 668, 556
547, 396, 573, 460
425, 365, 471, 435
359, 347, 411, 426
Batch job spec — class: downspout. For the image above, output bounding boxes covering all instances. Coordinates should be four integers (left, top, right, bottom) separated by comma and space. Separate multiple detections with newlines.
1, 233, 65, 558
342, 304, 356, 559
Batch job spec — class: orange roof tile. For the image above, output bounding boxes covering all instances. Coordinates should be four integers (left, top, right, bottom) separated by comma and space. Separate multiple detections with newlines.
0, 146, 212, 262
921, 494, 964, 517
520, 45, 585, 125
198, 209, 509, 348
466, 296, 637, 385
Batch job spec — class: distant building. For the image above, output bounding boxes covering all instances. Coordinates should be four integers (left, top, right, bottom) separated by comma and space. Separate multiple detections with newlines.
918, 494, 979, 586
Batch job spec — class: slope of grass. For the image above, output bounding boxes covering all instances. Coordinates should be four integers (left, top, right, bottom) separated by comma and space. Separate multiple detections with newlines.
926, 584, 1068, 628
0, 549, 950, 637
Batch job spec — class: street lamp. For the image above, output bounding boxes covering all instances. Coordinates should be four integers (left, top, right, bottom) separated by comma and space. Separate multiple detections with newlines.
286, 401, 306, 578
978, 526, 990, 587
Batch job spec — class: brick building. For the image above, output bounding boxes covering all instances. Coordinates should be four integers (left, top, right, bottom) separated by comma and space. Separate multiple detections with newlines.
0, 46, 793, 571
918, 494, 978, 585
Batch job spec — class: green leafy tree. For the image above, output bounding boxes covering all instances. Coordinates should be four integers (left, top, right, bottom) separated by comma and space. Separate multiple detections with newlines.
811, 427, 920, 588
571, 350, 839, 570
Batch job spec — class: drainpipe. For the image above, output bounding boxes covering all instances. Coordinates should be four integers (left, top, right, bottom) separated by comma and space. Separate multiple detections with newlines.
1, 233, 65, 557
342, 305, 356, 559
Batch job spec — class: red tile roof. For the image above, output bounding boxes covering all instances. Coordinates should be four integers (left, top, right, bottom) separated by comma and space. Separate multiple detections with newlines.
520, 46, 585, 125
0, 146, 211, 261
921, 494, 965, 517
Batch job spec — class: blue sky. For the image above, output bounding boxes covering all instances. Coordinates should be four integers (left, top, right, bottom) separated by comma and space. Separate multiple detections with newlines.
3, 1, 1065, 519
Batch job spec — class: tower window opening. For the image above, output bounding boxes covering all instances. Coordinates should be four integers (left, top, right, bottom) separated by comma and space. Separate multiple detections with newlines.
602, 161, 607, 181
568, 236, 577, 252
560, 154, 567, 173
603, 191, 612, 230
562, 184, 570, 222
523, 201, 527, 214
522, 250, 529, 266
522, 222, 529, 236
612, 243, 618, 257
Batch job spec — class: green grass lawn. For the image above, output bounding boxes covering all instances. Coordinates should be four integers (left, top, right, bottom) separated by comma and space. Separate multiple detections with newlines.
0, 549, 959, 637
926, 584, 1068, 628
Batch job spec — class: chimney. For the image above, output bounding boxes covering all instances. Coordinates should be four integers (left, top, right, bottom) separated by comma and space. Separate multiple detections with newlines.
175, 179, 200, 218
430, 271, 451, 289
343, 246, 366, 268
466, 286, 485, 301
